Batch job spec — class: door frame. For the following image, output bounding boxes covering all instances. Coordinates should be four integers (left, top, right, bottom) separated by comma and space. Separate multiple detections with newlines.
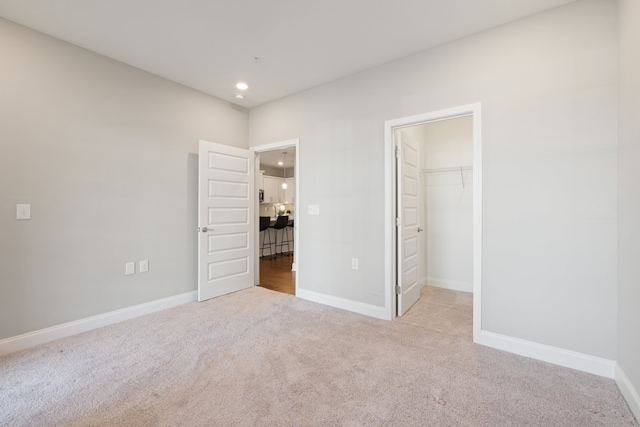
251, 139, 300, 292
384, 103, 482, 342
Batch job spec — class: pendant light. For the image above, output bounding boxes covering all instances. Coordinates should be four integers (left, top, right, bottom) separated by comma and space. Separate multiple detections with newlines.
281, 152, 288, 190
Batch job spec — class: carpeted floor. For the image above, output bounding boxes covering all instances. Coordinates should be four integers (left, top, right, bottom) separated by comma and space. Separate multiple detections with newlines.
0, 286, 637, 426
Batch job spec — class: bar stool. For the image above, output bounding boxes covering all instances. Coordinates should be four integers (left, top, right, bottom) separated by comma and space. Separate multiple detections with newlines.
286, 219, 294, 254
259, 216, 273, 258
271, 215, 290, 255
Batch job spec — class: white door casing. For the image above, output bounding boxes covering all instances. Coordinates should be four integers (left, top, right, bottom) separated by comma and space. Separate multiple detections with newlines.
198, 140, 255, 301
396, 130, 422, 316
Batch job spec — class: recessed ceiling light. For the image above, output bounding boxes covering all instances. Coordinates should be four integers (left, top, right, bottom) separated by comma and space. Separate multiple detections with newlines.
278, 161, 283, 166
236, 82, 248, 91
235, 93, 244, 99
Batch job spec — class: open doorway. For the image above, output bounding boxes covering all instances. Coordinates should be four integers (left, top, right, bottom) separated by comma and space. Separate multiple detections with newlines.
384, 103, 482, 342
395, 117, 474, 338
252, 140, 299, 296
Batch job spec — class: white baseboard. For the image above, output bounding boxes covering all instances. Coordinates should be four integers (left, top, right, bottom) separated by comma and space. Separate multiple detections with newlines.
426, 277, 473, 293
476, 330, 616, 378
616, 364, 640, 421
0, 291, 197, 356
296, 288, 391, 321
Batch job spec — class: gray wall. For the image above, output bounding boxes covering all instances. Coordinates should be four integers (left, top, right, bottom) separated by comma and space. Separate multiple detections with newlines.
0, 19, 248, 340
249, 0, 618, 359
617, 0, 640, 411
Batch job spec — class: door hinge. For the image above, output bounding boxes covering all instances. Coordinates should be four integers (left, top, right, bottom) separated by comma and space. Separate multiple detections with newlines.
395, 285, 402, 295
395, 146, 401, 158
395, 217, 401, 227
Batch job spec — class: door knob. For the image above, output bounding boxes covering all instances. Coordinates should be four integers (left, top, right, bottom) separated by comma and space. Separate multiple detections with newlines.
201, 227, 212, 233
417, 227, 423, 232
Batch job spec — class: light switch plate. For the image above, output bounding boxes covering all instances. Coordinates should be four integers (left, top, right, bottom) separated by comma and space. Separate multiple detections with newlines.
308, 204, 320, 215
125, 262, 135, 275
16, 204, 31, 220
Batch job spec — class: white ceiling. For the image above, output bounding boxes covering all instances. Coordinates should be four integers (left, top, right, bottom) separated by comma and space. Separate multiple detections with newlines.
0, 0, 577, 108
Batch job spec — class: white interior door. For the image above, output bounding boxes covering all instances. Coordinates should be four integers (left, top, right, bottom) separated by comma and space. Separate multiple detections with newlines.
397, 130, 422, 316
198, 140, 255, 301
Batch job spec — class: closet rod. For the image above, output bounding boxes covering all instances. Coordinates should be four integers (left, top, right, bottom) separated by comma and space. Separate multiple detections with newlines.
421, 165, 473, 174
422, 165, 472, 189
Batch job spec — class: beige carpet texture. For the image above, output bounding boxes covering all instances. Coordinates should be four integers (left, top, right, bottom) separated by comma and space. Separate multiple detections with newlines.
1, 286, 637, 426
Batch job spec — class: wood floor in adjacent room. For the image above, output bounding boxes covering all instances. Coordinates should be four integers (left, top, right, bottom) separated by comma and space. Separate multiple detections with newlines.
258, 253, 295, 295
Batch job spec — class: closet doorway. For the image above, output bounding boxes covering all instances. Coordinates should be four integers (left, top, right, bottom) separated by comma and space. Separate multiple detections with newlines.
384, 104, 482, 341
252, 140, 299, 296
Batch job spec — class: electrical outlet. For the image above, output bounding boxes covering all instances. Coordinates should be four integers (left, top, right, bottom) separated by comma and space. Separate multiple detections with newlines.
352, 258, 358, 270
308, 204, 320, 215
125, 262, 135, 275
16, 204, 31, 220
139, 260, 149, 273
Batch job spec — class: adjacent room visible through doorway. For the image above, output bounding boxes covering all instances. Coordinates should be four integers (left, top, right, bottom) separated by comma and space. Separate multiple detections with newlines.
254, 143, 298, 296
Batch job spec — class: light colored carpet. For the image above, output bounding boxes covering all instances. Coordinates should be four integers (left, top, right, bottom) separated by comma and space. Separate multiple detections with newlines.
0, 286, 637, 426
